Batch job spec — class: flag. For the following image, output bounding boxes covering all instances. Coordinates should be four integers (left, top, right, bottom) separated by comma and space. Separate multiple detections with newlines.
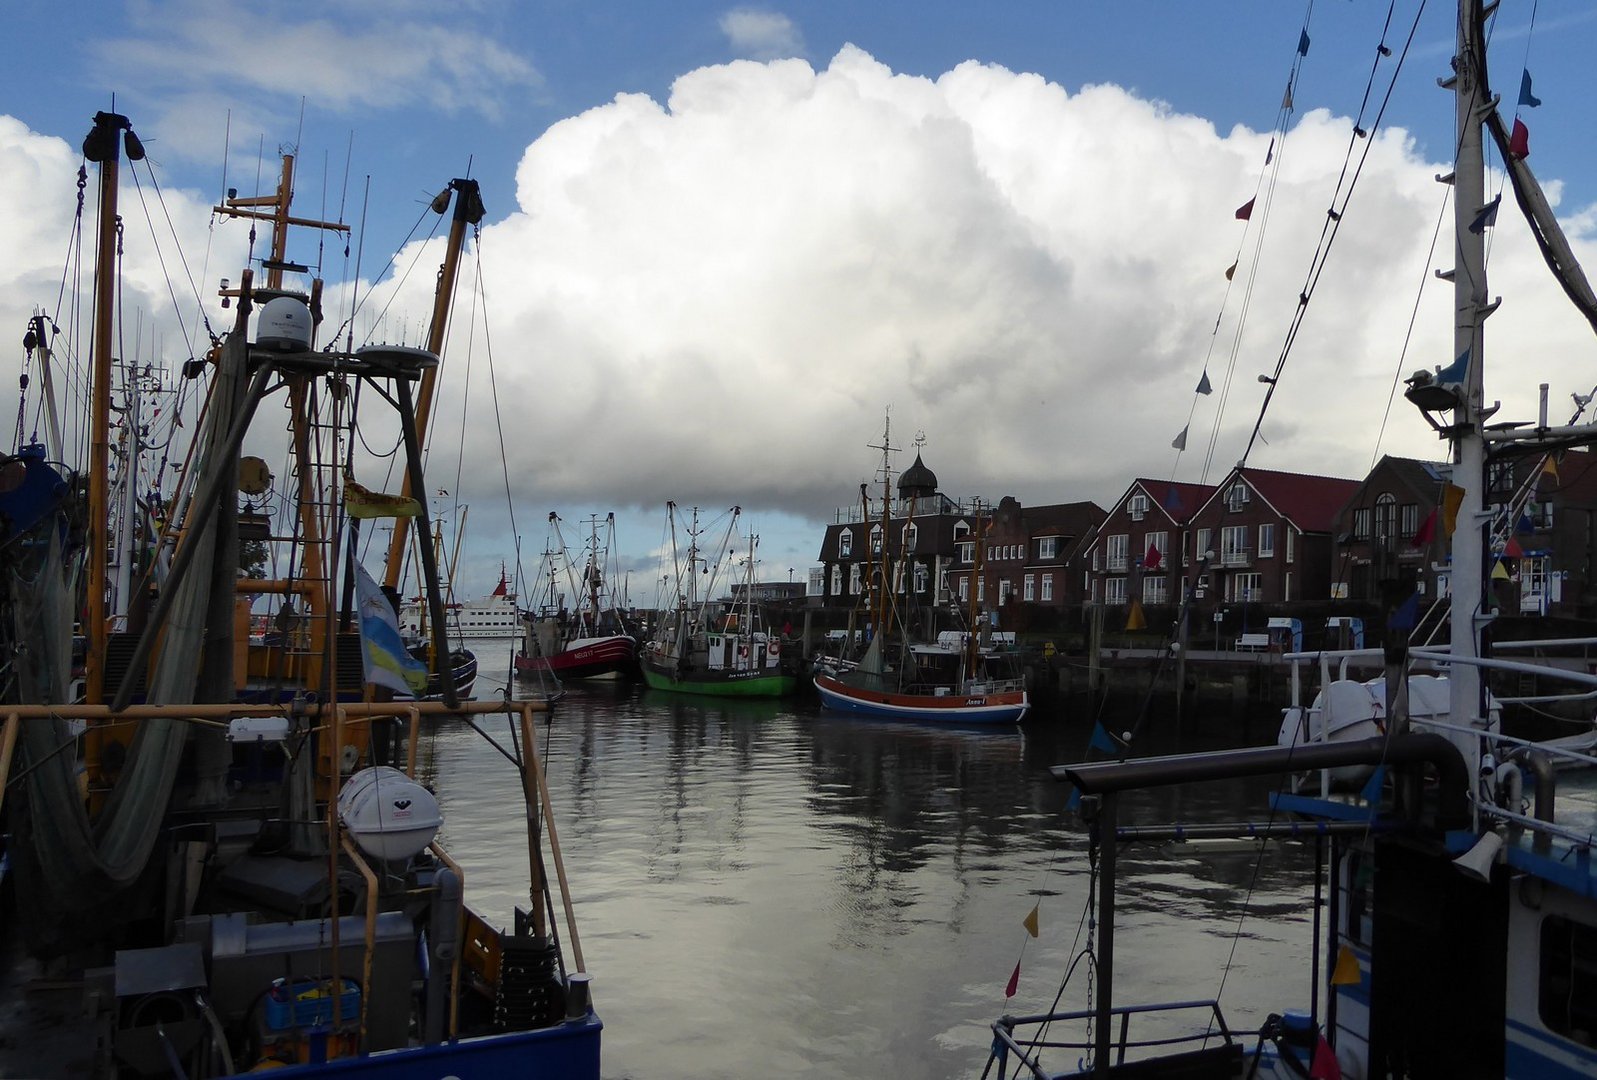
1023, 903, 1040, 938
1310, 1034, 1342, 1080
1492, 559, 1511, 581
1297, 29, 1311, 56
1411, 507, 1437, 548
1441, 483, 1466, 537
354, 562, 430, 695
1225, 260, 1237, 281
345, 477, 421, 520
1125, 598, 1146, 631
1359, 766, 1386, 806
1388, 593, 1418, 632
1519, 69, 1542, 108
1088, 722, 1119, 754
1510, 117, 1530, 159
1172, 424, 1189, 451
1005, 960, 1021, 998
1282, 80, 1294, 110
1145, 542, 1163, 571
1197, 370, 1213, 395
1265, 136, 1275, 165
1235, 197, 1256, 221
1518, 512, 1535, 533
1504, 536, 1524, 558
1468, 194, 1501, 234
1163, 488, 1183, 511
1543, 456, 1560, 481
1437, 348, 1470, 386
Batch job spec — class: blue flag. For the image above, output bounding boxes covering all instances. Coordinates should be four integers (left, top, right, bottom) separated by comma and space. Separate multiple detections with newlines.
1196, 370, 1213, 395
1360, 765, 1386, 805
1468, 194, 1501, 235
1437, 348, 1470, 386
355, 562, 430, 695
1519, 69, 1541, 108
1089, 722, 1119, 754
1297, 29, 1311, 56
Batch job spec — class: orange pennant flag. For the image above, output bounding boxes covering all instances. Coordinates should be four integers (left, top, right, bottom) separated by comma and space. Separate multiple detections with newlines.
1023, 903, 1040, 939
1441, 483, 1466, 537
1331, 945, 1361, 986
1125, 598, 1147, 631
1542, 456, 1560, 481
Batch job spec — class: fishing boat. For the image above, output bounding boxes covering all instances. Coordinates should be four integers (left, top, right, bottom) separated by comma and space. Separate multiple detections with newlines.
516, 514, 638, 681
987, 4, 1597, 1077
813, 422, 1029, 725
640, 504, 798, 697
0, 115, 599, 1076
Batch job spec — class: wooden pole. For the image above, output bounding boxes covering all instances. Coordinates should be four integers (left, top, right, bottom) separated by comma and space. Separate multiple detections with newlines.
518, 705, 548, 939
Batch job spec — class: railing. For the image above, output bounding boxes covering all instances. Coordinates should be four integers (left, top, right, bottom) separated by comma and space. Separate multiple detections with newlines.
1106, 556, 1129, 572
988, 999, 1239, 1078
1220, 548, 1251, 567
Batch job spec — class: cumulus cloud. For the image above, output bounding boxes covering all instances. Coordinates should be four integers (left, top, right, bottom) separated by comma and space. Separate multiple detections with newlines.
720, 8, 805, 61
6, 43, 1597, 583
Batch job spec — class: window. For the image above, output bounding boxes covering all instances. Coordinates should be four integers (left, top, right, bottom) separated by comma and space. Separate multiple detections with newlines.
839, 529, 853, 557
1023, 574, 1035, 601
999, 580, 1012, 605
1105, 577, 1127, 605
1227, 482, 1250, 512
988, 545, 996, 562
1522, 556, 1549, 614
977, 578, 986, 603
1196, 528, 1212, 562
1128, 492, 1148, 521
830, 565, 842, 596
1352, 508, 1371, 540
1286, 527, 1295, 564
1041, 574, 1054, 601
1540, 915, 1597, 1048
1374, 494, 1397, 543
870, 525, 883, 555
959, 541, 974, 565
1088, 575, 1097, 602
1039, 536, 1058, 560
1228, 572, 1262, 602
1107, 534, 1130, 572
1400, 503, 1418, 538
1144, 530, 1169, 567
958, 577, 969, 602
1143, 576, 1168, 604
893, 560, 905, 594
809, 568, 825, 596
1258, 523, 1275, 557
1092, 547, 1100, 572
849, 564, 862, 595
1220, 525, 1250, 566
914, 563, 928, 594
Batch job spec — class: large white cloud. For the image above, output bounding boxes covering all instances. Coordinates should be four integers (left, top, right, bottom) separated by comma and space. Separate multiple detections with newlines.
6, 42, 1597, 587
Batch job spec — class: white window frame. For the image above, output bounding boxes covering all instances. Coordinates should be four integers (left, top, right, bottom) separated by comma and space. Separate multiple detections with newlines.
1145, 530, 1169, 567
1107, 533, 1130, 572
1227, 483, 1250, 512
958, 576, 969, 602
1039, 536, 1058, 560
1105, 577, 1127, 605
1196, 528, 1212, 561
1041, 573, 1054, 602
839, 529, 853, 557
1220, 525, 1250, 566
1143, 576, 1168, 604
1258, 523, 1275, 558
1128, 492, 1148, 521
849, 564, 862, 595
830, 565, 842, 596
1023, 574, 1035, 601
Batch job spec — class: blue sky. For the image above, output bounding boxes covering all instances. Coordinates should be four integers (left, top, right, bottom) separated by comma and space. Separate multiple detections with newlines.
5, 1, 1597, 598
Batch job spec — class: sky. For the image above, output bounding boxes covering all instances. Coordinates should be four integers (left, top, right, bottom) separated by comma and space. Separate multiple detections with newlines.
5, 0, 1597, 602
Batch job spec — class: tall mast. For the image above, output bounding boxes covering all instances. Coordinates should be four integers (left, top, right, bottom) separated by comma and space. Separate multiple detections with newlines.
383, 179, 484, 590
81, 110, 143, 704
1447, 0, 1489, 730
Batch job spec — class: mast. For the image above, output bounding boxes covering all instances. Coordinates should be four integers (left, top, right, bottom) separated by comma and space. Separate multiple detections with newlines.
383, 179, 485, 591
81, 110, 143, 704
1446, 0, 1490, 732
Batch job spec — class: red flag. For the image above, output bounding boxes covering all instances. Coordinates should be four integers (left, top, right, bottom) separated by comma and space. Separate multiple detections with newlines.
1004, 960, 1021, 998
1144, 543, 1162, 571
1504, 536, 1524, 558
1235, 197, 1256, 221
1310, 1034, 1342, 1079
1510, 118, 1530, 159
1411, 508, 1437, 548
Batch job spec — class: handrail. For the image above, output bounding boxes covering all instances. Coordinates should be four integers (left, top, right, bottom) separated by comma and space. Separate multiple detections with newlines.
992, 999, 1235, 1078
428, 842, 466, 1040
339, 833, 380, 1048
521, 704, 585, 972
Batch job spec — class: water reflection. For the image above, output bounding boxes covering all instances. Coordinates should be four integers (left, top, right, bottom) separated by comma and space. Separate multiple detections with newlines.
424, 654, 1319, 1079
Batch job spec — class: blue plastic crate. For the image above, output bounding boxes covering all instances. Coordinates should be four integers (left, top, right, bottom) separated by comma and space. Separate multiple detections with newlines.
264, 977, 361, 1031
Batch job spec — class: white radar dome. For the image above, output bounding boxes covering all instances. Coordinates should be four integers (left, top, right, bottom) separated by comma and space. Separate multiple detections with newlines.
256, 296, 313, 351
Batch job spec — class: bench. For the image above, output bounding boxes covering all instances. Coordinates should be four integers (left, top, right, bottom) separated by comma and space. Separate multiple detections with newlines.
1234, 633, 1270, 651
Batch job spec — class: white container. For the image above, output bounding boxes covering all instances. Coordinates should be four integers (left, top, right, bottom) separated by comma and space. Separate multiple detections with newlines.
337, 766, 443, 862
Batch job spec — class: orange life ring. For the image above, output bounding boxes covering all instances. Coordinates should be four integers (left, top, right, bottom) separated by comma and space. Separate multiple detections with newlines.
767, 640, 780, 656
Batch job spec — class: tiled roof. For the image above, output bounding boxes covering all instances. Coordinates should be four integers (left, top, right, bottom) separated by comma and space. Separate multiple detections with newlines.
1127, 479, 1215, 524
1241, 467, 1362, 532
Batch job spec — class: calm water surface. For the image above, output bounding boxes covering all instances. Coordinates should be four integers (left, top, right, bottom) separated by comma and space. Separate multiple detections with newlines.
426, 642, 1317, 1079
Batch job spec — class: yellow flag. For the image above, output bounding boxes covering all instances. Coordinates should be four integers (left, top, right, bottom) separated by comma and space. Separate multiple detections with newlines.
1491, 559, 1511, 581
1440, 483, 1466, 537
1543, 456, 1560, 481
1023, 903, 1039, 939
1125, 598, 1146, 631
1331, 945, 1361, 986
345, 477, 421, 520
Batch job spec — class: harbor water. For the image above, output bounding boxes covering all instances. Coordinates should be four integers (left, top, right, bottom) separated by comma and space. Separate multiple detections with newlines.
440, 639, 1319, 1079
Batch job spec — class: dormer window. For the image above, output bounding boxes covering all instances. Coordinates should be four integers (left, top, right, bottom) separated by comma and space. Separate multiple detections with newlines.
1128, 493, 1149, 521
903, 523, 919, 552
839, 529, 853, 557
870, 524, 883, 555
1227, 483, 1250, 512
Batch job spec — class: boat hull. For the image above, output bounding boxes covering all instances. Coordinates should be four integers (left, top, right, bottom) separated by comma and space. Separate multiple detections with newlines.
640, 659, 795, 698
813, 673, 1028, 724
271, 1013, 602, 1077
516, 635, 637, 681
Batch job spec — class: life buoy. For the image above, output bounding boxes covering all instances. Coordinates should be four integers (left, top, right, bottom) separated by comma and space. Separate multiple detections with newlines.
767, 641, 780, 657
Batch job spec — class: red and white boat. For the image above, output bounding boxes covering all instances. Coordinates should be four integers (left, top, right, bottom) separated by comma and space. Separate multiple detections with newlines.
515, 513, 638, 682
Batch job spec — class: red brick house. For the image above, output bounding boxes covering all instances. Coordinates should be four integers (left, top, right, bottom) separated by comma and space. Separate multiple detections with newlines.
1081, 479, 1214, 607
945, 495, 1106, 626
